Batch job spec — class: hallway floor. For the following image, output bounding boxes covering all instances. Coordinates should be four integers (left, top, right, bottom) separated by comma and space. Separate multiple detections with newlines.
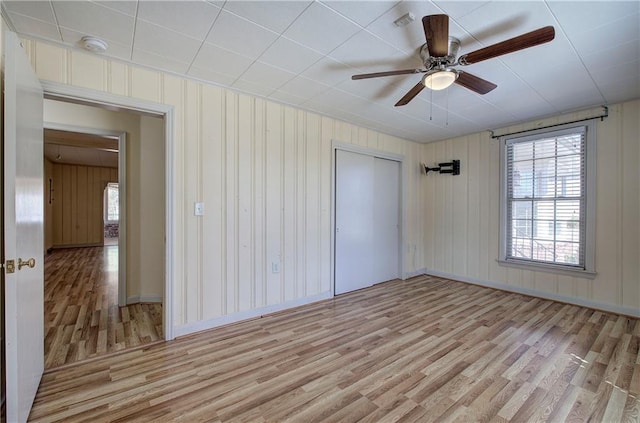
44, 246, 163, 369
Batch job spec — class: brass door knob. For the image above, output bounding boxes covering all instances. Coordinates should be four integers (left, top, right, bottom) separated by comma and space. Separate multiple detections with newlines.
18, 257, 35, 270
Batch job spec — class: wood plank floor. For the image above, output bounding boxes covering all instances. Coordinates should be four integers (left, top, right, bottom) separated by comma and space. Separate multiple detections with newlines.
31, 275, 639, 422
44, 246, 163, 369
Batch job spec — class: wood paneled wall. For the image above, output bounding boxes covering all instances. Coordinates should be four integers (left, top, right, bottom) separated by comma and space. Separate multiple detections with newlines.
24, 40, 425, 333
50, 162, 117, 247
422, 101, 640, 314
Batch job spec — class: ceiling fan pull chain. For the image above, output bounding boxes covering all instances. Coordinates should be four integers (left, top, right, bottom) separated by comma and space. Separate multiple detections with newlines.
446, 88, 449, 126
429, 89, 433, 121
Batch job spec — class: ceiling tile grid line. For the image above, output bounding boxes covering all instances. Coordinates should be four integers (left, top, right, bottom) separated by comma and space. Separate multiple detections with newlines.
128, 0, 140, 61
184, 2, 224, 74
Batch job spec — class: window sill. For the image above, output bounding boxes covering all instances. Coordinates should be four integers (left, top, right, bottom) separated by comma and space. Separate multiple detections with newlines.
497, 258, 597, 279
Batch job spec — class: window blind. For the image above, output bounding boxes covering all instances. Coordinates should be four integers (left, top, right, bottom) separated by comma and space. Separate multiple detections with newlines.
505, 126, 586, 268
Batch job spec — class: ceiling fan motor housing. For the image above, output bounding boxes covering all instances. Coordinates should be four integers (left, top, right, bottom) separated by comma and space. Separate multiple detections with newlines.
420, 37, 460, 69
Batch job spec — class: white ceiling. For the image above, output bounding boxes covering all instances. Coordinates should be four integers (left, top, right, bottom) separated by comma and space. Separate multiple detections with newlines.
3, 1, 639, 143
45, 128, 119, 168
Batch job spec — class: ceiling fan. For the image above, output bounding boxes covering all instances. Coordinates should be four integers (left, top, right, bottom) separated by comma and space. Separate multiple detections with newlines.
352, 14, 555, 106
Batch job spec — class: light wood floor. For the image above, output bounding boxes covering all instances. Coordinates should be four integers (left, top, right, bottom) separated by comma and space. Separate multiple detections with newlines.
31, 275, 639, 422
44, 246, 163, 369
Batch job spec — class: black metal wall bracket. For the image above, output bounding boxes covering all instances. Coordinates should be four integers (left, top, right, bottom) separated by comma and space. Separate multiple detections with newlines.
422, 159, 460, 176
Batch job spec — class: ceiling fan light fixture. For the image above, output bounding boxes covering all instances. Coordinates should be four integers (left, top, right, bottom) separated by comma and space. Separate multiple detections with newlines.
422, 69, 458, 90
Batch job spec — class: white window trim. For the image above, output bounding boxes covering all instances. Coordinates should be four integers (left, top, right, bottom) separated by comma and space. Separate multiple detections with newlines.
498, 121, 597, 278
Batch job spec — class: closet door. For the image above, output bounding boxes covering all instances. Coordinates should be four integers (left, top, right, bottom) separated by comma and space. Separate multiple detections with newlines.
334, 150, 374, 295
373, 157, 400, 284
335, 150, 401, 295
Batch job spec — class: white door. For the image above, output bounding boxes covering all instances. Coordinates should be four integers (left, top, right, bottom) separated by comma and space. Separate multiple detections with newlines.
373, 158, 400, 284
3, 32, 45, 422
335, 150, 401, 295
334, 150, 374, 294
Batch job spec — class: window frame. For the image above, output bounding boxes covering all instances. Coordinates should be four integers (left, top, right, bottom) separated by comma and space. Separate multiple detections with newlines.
104, 182, 120, 225
498, 121, 597, 278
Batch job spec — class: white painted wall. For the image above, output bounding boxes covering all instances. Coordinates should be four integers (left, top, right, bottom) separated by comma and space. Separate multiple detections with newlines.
137, 115, 165, 301
42, 99, 164, 302
422, 102, 640, 315
23, 40, 425, 334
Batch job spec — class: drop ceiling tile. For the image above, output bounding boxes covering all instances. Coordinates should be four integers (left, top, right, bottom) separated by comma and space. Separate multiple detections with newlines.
321, 1, 399, 27
301, 56, 358, 86
282, 2, 361, 55
268, 90, 308, 106
278, 76, 330, 99
520, 60, 603, 108
52, 1, 135, 45
8, 13, 62, 41
93, 1, 138, 16
591, 59, 640, 104
190, 43, 254, 79
568, 13, 640, 57
337, 77, 403, 104
433, 1, 491, 19
581, 39, 639, 75
60, 27, 132, 60
222, 1, 312, 33
259, 38, 323, 74
3, 1, 56, 24
206, 10, 279, 59
365, 1, 448, 54
455, 1, 555, 46
328, 29, 408, 71
303, 87, 368, 111
232, 78, 275, 97
240, 61, 296, 91
134, 20, 201, 64
498, 33, 577, 78
188, 66, 236, 86
548, 1, 639, 37
132, 48, 190, 74
137, 1, 221, 40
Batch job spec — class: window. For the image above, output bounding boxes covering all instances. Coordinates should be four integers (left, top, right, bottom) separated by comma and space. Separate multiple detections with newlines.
500, 123, 595, 277
104, 182, 119, 223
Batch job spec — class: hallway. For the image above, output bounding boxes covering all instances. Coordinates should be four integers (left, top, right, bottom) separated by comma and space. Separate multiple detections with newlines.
44, 246, 163, 369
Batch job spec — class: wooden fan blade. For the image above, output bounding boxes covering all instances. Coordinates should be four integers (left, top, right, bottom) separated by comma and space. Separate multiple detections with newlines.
459, 26, 555, 65
423, 14, 449, 57
454, 71, 497, 94
395, 82, 425, 106
352, 69, 424, 80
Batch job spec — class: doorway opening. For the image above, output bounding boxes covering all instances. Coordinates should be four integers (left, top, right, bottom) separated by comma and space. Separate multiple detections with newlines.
42, 98, 165, 369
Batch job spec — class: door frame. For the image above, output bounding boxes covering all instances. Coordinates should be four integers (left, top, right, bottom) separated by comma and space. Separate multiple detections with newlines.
44, 122, 128, 307
41, 81, 176, 341
331, 140, 406, 297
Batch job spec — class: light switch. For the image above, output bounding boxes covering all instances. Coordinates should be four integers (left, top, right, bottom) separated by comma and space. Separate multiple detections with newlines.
194, 202, 205, 216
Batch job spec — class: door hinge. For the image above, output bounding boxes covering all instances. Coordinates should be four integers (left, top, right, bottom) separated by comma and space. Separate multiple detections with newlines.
5, 260, 15, 274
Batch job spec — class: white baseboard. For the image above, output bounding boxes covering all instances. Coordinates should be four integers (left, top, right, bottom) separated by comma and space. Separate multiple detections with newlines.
174, 291, 333, 338
421, 268, 640, 318
403, 269, 428, 280
127, 295, 162, 304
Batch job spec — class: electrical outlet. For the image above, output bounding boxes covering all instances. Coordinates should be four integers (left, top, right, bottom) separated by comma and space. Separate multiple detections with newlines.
271, 262, 280, 274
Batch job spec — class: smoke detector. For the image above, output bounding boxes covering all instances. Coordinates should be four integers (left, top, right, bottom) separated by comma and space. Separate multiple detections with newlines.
80, 36, 108, 53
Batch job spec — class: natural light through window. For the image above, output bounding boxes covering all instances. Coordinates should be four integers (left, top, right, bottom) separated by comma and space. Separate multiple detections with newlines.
501, 123, 595, 276
105, 182, 119, 223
